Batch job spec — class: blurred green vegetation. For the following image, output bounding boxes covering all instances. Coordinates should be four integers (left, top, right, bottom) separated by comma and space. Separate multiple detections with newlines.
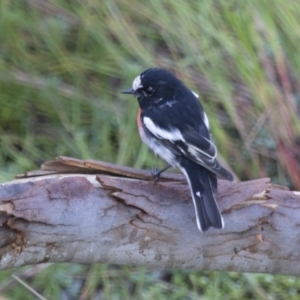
1, 0, 300, 298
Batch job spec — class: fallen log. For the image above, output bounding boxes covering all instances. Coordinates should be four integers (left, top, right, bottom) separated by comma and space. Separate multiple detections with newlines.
0, 156, 299, 275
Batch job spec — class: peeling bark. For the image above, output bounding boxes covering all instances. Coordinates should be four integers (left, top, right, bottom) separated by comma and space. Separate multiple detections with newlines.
0, 156, 300, 275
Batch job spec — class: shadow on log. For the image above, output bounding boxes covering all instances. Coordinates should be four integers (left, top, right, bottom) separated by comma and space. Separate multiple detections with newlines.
0, 156, 299, 275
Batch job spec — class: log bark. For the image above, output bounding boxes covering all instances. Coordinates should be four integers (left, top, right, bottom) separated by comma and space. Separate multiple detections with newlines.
0, 156, 299, 275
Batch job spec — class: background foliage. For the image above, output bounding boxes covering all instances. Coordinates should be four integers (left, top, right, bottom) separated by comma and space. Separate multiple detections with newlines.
1, 0, 300, 298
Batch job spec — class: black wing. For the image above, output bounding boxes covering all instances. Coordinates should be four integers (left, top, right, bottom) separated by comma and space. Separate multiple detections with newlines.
141, 93, 234, 181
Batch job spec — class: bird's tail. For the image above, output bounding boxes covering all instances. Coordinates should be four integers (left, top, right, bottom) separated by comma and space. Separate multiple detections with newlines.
179, 158, 223, 232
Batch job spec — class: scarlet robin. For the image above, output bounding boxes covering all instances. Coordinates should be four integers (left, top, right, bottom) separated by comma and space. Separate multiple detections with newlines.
122, 68, 234, 232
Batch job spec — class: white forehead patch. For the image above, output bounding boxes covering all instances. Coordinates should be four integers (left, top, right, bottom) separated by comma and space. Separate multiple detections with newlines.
132, 75, 143, 91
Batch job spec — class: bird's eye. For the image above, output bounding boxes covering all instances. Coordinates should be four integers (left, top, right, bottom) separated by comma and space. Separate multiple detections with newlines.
146, 87, 153, 95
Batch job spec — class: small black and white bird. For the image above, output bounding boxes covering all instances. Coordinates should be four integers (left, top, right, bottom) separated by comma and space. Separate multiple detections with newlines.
122, 68, 234, 232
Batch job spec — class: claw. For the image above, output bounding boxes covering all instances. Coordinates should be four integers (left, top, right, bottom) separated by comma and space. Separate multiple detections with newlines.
151, 167, 160, 182
150, 165, 171, 182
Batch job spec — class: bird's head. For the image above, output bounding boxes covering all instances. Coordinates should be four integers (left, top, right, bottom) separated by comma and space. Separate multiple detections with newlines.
121, 68, 185, 109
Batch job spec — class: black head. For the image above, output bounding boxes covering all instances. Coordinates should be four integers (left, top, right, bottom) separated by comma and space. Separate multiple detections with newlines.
121, 68, 187, 109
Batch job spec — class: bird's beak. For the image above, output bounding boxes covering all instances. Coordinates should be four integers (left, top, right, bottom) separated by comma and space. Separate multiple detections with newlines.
121, 88, 135, 94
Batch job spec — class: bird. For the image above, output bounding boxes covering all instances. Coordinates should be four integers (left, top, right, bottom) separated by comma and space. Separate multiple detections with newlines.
121, 68, 234, 232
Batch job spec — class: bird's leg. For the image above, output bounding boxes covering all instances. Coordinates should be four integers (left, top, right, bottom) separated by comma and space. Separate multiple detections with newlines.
151, 164, 171, 182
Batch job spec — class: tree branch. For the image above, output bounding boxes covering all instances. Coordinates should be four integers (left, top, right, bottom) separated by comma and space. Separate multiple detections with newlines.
0, 156, 299, 275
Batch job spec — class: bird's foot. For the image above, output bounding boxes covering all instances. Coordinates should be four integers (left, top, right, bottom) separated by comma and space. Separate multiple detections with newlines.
151, 167, 161, 182
150, 165, 171, 182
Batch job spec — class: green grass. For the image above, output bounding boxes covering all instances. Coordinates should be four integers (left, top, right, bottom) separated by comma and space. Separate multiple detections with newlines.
2, 264, 300, 299
1, 0, 300, 298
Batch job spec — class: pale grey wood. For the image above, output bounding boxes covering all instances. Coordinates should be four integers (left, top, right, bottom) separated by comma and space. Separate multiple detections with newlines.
0, 157, 299, 275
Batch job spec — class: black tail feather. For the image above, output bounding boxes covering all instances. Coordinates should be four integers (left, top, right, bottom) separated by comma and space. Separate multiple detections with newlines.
180, 158, 223, 232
